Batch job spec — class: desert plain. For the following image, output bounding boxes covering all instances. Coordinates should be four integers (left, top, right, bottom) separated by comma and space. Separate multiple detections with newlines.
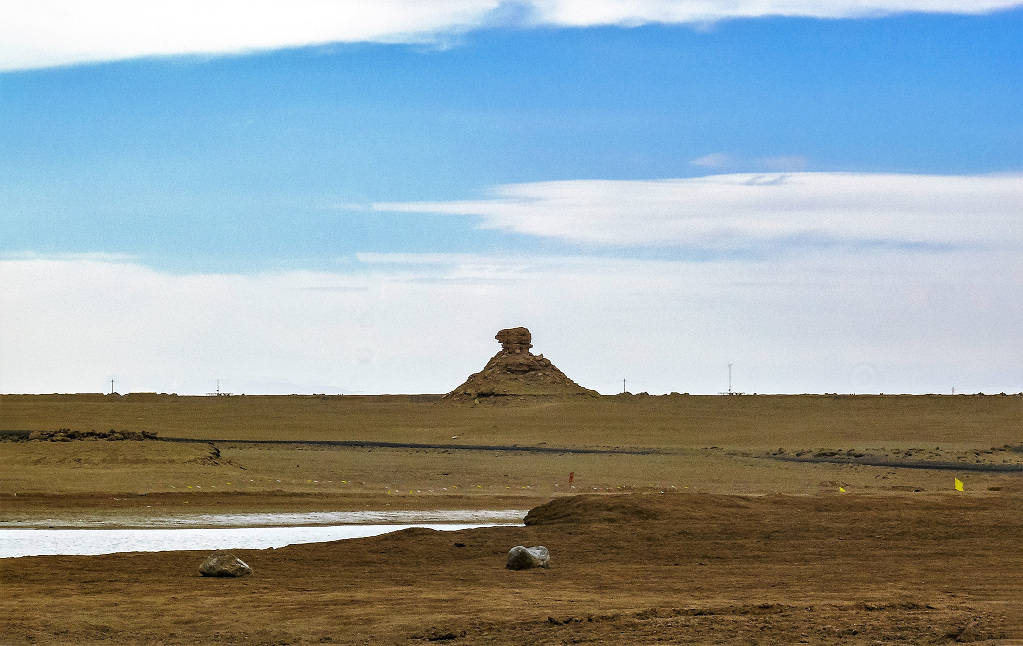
1, 392, 1021, 645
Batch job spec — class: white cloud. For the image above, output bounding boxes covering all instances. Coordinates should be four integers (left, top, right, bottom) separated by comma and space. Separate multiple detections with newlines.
0, 0, 500, 71
375, 172, 1023, 248
1, 248, 1020, 395
528, 0, 1023, 24
2, 0, 1021, 71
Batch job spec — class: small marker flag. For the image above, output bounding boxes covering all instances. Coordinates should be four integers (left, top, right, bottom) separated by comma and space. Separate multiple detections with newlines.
839, 487, 846, 493
954, 478, 964, 492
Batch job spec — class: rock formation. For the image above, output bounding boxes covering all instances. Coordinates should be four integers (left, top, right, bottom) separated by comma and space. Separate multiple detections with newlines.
199, 552, 252, 577
21, 429, 157, 442
506, 545, 550, 570
496, 326, 532, 352
445, 327, 596, 400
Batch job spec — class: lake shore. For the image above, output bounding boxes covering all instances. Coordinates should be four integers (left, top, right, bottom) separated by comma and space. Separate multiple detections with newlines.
2, 492, 1021, 645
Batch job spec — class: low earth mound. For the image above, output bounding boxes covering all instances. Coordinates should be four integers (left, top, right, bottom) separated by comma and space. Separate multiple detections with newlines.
525, 494, 669, 525
523, 493, 769, 525
445, 327, 597, 400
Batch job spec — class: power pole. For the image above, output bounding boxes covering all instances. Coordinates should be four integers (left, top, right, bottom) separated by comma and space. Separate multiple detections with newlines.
622, 378, 626, 394
728, 364, 732, 395
110, 379, 115, 395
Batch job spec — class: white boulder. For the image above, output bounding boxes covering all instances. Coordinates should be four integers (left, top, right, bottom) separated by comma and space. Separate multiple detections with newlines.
506, 545, 550, 570
199, 552, 252, 577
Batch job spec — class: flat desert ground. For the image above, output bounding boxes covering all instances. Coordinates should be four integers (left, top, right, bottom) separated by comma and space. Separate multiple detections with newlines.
1, 393, 1021, 645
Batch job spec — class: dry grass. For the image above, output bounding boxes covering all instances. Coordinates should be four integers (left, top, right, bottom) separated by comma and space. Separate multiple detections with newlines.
2, 392, 1020, 448
0, 393, 1020, 507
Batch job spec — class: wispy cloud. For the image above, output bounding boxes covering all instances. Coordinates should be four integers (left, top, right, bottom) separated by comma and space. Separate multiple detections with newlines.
0, 251, 137, 263
374, 172, 1023, 249
690, 153, 735, 168
3, 0, 1021, 71
528, 0, 1023, 24
759, 155, 808, 171
691, 153, 809, 171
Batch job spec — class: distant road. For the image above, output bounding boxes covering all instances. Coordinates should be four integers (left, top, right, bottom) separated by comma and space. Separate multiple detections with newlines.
1, 429, 658, 454
762, 453, 1023, 473
4, 429, 1021, 472
158, 435, 663, 456
158, 437, 1023, 471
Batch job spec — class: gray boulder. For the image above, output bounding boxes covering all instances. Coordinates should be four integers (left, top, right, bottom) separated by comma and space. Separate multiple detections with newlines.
506, 545, 550, 570
199, 552, 252, 577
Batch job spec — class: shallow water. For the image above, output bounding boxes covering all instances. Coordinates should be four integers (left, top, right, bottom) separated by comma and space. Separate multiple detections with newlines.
0, 523, 518, 558
0, 508, 529, 529
0, 509, 528, 558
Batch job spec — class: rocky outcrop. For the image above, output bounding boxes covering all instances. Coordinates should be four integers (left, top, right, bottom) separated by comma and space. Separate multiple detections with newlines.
199, 553, 252, 577
21, 429, 157, 442
506, 545, 550, 570
496, 326, 532, 353
445, 328, 596, 400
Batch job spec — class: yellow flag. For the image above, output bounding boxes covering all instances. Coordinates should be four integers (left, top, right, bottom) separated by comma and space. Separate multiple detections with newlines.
954, 478, 964, 492
839, 487, 846, 493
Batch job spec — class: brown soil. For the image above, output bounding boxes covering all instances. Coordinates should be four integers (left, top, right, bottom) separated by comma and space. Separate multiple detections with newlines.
1, 393, 1021, 644
2, 493, 1021, 645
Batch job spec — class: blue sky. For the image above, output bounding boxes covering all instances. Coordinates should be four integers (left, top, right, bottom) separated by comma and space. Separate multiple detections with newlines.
1, 2, 1021, 395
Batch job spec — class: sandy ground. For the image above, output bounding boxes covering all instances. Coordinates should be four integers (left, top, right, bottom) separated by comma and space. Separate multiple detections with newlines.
1, 394, 1021, 644
2, 493, 1021, 645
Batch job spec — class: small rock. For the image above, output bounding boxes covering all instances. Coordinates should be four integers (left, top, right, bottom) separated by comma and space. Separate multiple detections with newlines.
427, 632, 461, 641
951, 620, 989, 643
506, 545, 550, 570
199, 552, 252, 577
28, 431, 43, 441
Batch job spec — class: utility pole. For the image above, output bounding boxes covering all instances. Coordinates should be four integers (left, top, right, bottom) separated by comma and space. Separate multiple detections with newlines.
728, 364, 732, 395
622, 378, 626, 394
110, 379, 115, 395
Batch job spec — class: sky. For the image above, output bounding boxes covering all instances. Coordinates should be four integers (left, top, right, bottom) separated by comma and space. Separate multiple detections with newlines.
1, 1, 1021, 396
